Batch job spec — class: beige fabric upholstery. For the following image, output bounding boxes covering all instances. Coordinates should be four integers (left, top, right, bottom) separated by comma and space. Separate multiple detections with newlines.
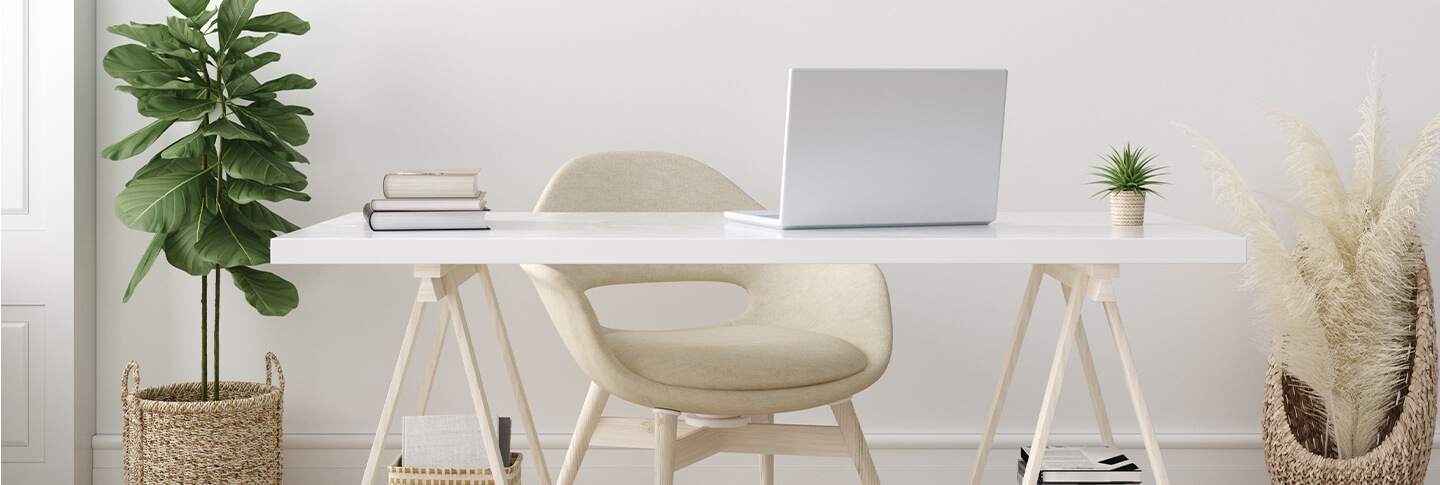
523, 151, 893, 415
607, 325, 868, 391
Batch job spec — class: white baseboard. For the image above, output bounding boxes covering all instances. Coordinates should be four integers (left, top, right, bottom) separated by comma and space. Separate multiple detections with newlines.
89, 432, 1440, 485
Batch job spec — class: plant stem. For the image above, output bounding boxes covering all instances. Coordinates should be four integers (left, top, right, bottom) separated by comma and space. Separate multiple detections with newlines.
200, 273, 208, 401
213, 265, 221, 401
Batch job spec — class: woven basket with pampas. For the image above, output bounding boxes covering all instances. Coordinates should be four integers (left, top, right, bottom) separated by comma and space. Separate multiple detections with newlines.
1181, 61, 1440, 484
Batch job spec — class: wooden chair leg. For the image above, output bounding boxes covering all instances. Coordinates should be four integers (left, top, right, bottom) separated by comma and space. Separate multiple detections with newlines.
558, 383, 610, 485
755, 414, 775, 485
1061, 285, 1115, 447
1019, 274, 1089, 485
361, 299, 427, 485
831, 400, 881, 485
970, 265, 1045, 485
654, 409, 680, 485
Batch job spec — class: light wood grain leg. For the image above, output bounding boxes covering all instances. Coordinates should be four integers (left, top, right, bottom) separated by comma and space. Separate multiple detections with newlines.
654, 409, 680, 485
475, 264, 555, 485
414, 304, 452, 416
559, 383, 610, 485
755, 414, 775, 485
969, 265, 1045, 485
361, 297, 428, 485
831, 400, 881, 485
1102, 300, 1170, 485
1061, 284, 1115, 447
1019, 274, 1089, 485
445, 283, 512, 485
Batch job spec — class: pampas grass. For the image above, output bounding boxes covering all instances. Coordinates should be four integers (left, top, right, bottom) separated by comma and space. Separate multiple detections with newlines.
1179, 61, 1440, 458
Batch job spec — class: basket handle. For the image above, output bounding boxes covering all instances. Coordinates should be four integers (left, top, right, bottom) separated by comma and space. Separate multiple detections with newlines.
122, 361, 140, 401
265, 352, 284, 393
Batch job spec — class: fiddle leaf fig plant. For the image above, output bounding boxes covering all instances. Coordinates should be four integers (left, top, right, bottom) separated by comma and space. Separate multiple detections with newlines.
102, 0, 312, 400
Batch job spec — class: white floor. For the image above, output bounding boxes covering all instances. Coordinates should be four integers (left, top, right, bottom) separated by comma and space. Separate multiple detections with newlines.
92, 436, 1284, 485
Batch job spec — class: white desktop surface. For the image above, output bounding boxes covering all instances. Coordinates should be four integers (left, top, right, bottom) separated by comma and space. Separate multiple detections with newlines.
270, 211, 1245, 265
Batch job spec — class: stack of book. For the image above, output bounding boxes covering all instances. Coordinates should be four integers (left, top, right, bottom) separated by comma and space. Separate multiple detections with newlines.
364, 170, 489, 231
1017, 446, 1141, 484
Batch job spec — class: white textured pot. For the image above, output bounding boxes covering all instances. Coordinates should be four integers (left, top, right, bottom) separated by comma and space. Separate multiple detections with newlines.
1109, 191, 1145, 226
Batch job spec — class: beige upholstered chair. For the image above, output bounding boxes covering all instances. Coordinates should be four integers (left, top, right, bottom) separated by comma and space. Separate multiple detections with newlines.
523, 151, 893, 485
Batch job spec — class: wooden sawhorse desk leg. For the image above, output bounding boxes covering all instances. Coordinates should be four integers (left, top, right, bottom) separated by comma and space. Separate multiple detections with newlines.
968, 264, 1170, 485
360, 264, 554, 485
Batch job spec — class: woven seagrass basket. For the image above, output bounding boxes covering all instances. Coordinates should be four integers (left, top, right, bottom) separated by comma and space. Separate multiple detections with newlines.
388, 452, 522, 485
122, 352, 285, 484
1262, 253, 1437, 484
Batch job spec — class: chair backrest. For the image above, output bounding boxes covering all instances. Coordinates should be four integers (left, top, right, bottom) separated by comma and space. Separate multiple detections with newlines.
534, 151, 765, 212
525, 151, 890, 371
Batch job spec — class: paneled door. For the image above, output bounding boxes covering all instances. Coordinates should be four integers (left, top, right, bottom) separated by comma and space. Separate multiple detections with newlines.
2, 0, 96, 482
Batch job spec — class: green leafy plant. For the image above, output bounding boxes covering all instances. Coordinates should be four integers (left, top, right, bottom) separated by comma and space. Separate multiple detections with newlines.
102, 0, 313, 400
1089, 144, 1168, 197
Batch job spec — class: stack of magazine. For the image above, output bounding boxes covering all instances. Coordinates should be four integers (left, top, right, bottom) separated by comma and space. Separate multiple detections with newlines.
364, 169, 489, 231
1017, 446, 1141, 484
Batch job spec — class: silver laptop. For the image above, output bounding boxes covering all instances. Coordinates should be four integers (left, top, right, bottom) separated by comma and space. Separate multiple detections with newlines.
725, 68, 1007, 229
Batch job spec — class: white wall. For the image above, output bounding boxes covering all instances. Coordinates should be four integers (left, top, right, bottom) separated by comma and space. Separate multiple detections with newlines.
90, 1, 1440, 483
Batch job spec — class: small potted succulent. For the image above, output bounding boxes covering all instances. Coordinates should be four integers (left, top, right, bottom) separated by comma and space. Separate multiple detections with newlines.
1089, 144, 1167, 225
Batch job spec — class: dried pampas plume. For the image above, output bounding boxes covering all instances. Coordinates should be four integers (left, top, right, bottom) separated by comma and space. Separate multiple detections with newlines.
1178, 59, 1440, 458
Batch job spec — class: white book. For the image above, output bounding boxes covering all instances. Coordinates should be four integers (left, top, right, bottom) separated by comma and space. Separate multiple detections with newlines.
1017, 446, 1141, 483
402, 414, 488, 469
364, 203, 489, 231
382, 169, 483, 198
370, 196, 487, 211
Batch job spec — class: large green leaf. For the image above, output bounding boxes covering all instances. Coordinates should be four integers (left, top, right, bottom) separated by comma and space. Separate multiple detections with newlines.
225, 178, 310, 203
102, 118, 176, 160
124, 232, 168, 302
216, 0, 258, 49
235, 200, 299, 232
163, 210, 215, 276
168, 0, 208, 17
222, 52, 280, 80
241, 12, 310, 35
196, 204, 270, 267
103, 44, 185, 87
234, 73, 315, 97
165, 16, 213, 54
227, 74, 276, 101
114, 79, 204, 101
221, 139, 305, 184
233, 103, 308, 145
158, 129, 207, 158
229, 33, 276, 57
107, 23, 187, 53
132, 153, 204, 181
139, 95, 216, 121
114, 170, 207, 232
203, 118, 266, 142
228, 267, 298, 316
188, 9, 218, 29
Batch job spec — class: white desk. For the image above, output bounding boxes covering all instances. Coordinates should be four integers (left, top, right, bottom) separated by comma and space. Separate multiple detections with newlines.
272, 211, 1245, 485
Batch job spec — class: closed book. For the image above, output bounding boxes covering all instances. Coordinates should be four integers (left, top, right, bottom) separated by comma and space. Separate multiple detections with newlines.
364, 203, 489, 231
382, 169, 482, 198
371, 196, 488, 211
400, 414, 512, 469
1017, 446, 1141, 484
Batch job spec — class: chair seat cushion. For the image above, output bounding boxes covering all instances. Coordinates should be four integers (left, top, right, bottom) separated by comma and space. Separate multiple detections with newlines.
604, 325, 869, 391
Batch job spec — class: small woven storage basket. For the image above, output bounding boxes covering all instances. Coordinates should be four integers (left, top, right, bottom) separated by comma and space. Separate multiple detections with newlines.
388, 452, 522, 485
1262, 252, 1437, 484
123, 352, 285, 484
